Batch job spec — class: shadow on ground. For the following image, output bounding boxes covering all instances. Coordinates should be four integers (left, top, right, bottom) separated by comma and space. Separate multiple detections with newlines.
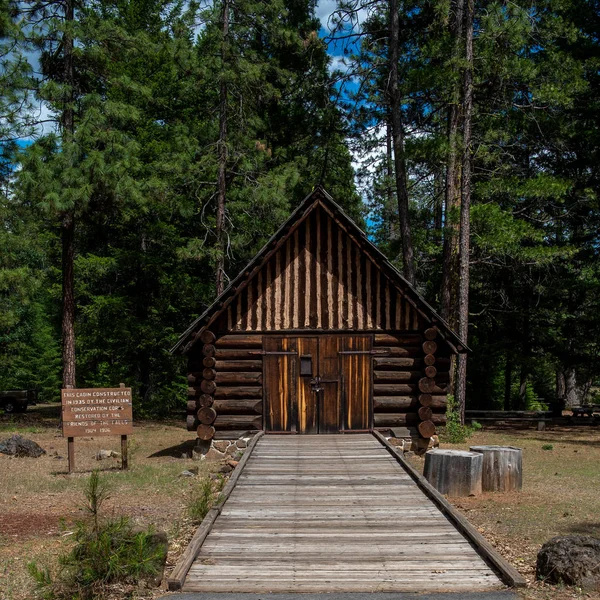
148, 439, 198, 459
499, 428, 600, 448
0, 403, 61, 430
567, 521, 600, 536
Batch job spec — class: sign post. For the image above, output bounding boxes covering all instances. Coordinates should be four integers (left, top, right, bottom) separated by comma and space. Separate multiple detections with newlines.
61, 383, 133, 473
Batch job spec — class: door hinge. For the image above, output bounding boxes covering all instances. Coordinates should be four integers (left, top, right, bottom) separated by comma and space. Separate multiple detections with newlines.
338, 350, 390, 355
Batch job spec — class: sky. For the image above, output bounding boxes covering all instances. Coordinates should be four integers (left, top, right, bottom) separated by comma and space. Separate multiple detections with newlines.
315, 0, 380, 195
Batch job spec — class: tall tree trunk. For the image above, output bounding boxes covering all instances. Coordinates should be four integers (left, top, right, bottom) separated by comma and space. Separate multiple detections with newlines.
215, 0, 229, 296
386, 119, 395, 240
61, 0, 76, 389
62, 213, 76, 388
518, 366, 528, 409
433, 168, 443, 238
504, 355, 512, 411
519, 297, 530, 409
556, 368, 566, 399
564, 367, 578, 407
388, 0, 415, 284
440, 0, 464, 326
454, 0, 474, 423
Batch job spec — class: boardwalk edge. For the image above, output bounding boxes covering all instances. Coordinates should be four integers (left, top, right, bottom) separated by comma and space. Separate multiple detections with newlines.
167, 430, 265, 591
372, 431, 527, 588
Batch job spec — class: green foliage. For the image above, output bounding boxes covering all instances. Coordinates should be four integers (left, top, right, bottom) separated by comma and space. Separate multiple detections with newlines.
187, 477, 218, 523
28, 471, 166, 599
439, 395, 481, 444
1, 0, 360, 414
510, 381, 549, 411
542, 444, 554, 451
2, 0, 600, 418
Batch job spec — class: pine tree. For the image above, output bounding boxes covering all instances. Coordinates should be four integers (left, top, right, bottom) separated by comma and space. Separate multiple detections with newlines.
16, 0, 150, 387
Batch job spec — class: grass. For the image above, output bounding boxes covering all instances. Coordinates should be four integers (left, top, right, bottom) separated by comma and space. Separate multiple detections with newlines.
0, 424, 45, 434
187, 478, 216, 523
409, 426, 600, 599
2, 405, 599, 600
28, 471, 168, 599
0, 405, 220, 600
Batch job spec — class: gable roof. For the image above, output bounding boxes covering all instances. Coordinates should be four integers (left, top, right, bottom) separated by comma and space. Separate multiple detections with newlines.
171, 186, 468, 354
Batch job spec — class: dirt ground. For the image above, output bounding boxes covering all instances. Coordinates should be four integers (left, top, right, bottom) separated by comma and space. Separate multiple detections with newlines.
410, 426, 600, 600
0, 404, 218, 600
1, 406, 599, 599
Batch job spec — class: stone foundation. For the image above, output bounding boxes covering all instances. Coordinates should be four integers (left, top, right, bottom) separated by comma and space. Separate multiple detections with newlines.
193, 436, 251, 461
386, 434, 439, 456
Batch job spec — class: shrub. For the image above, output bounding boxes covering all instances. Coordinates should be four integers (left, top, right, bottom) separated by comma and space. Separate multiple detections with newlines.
187, 477, 219, 523
29, 471, 166, 599
510, 380, 549, 411
542, 443, 554, 451
440, 394, 482, 444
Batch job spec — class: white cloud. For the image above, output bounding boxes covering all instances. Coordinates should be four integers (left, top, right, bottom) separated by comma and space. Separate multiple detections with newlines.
316, 0, 371, 34
316, 0, 338, 30
328, 54, 350, 74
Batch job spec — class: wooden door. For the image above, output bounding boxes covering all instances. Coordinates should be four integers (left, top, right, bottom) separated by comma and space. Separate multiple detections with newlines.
297, 337, 318, 434
264, 335, 371, 433
263, 337, 297, 432
340, 335, 372, 431
317, 336, 341, 433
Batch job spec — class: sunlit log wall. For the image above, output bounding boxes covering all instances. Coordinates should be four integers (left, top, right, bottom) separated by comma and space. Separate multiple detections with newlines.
219, 207, 420, 332
184, 205, 451, 442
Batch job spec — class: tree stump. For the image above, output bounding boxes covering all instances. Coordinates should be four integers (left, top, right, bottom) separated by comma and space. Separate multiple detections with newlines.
469, 445, 522, 492
423, 449, 483, 497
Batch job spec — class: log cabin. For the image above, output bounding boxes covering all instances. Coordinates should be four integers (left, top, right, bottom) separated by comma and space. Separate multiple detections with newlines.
172, 186, 467, 446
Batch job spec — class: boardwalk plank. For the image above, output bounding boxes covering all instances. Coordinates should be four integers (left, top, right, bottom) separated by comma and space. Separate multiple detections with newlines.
183, 434, 504, 593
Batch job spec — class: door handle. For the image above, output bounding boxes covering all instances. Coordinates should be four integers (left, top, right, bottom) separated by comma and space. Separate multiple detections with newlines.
310, 375, 338, 393
309, 376, 323, 393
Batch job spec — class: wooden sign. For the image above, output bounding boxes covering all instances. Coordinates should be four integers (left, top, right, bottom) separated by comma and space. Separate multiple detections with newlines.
62, 387, 133, 437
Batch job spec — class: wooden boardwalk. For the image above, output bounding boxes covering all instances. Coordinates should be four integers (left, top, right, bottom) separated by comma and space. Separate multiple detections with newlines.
184, 435, 504, 593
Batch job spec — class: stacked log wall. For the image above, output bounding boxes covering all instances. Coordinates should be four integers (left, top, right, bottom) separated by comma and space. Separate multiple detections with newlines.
372, 330, 449, 439
186, 329, 450, 442
187, 333, 264, 441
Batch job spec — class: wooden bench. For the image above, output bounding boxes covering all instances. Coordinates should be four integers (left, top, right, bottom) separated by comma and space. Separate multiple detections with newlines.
465, 410, 553, 431
571, 405, 600, 418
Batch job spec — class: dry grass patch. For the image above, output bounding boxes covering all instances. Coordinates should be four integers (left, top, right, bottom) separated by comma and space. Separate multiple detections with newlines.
410, 426, 600, 599
0, 404, 221, 600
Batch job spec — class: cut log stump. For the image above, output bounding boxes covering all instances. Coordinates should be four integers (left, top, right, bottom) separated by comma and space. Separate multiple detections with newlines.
470, 445, 523, 492
423, 449, 483, 497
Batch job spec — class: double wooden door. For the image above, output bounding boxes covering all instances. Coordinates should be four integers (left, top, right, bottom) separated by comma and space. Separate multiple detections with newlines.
264, 335, 372, 433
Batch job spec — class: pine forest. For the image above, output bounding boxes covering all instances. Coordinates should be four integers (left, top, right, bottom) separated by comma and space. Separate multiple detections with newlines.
1, 0, 599, 416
